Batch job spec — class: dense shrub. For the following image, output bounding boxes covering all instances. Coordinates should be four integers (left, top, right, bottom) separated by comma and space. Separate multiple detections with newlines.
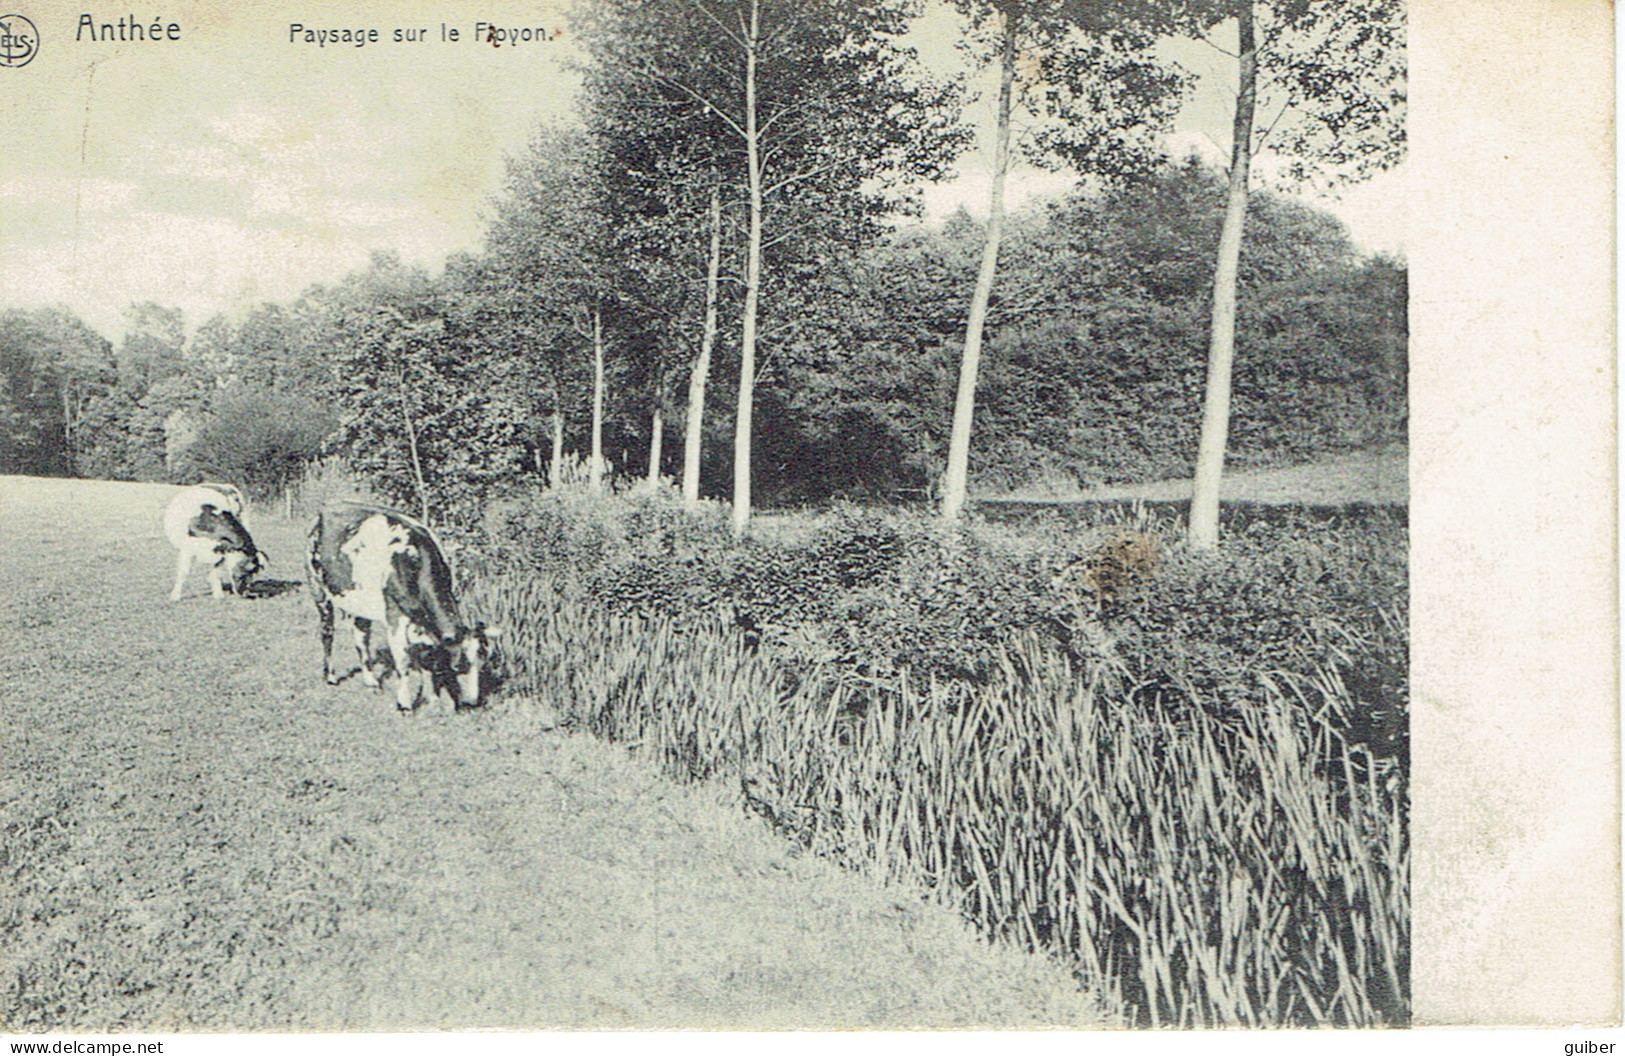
481, 479, 734, 579
482, 489, 1405, 734
1123, 509, 1408, 761
186, 387, 336, 501
484, 488, 1405, 752
484, 492, 1108, 682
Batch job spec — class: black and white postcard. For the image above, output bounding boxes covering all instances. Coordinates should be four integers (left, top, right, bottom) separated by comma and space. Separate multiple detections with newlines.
0, 0, 1614, 1043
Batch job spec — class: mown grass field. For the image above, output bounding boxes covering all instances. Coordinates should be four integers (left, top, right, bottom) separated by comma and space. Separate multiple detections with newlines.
0, 475, 1102, 1031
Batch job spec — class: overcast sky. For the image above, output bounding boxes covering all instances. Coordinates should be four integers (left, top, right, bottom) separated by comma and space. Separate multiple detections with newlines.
0, 0, 1405, 340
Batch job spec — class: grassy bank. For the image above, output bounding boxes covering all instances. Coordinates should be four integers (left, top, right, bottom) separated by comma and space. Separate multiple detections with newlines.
463, 484, 1409, 1026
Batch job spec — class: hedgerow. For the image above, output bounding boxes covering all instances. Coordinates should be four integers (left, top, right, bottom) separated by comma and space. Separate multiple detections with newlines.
464, 490, 1408, 1027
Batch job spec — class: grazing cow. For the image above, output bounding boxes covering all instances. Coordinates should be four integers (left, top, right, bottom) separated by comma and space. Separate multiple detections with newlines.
164, 483, 264, 600
306, 503, 501, 711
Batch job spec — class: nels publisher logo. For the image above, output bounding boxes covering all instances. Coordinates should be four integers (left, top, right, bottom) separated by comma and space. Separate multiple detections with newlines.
0, 13, 37, 66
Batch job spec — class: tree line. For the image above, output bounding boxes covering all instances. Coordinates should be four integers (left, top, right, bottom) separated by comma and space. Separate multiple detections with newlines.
0, 0, 1404, 546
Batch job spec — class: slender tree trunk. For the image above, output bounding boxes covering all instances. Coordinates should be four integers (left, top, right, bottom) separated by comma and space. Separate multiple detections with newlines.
63, 385, 93, 477
684, 184, 722, 510
61, 386, 75, 475
591, 306, 606, 492
940, 11, 1017, 523
550, 406, 564, 488
1189, 1, 1257, 550
732, 0, 762, 538
646, 404, 664, 488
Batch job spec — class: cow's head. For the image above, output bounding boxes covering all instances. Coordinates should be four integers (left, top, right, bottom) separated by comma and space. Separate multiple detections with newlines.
220, 546, 264, 595
437, 623, 503, 708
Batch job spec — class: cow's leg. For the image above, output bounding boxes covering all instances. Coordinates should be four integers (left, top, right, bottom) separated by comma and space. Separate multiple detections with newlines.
205, 554, 227, 599
386, 617, 421, 711
169, 548, 192, 600
353, 618, 381, 688
312, 591, 340, 685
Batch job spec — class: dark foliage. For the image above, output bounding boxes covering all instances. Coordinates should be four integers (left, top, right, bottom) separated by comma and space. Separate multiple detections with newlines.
186, 387, 337, 502
776, 161, 1407, 497
0, 308, 108, 476
1125, 507, 1408, 760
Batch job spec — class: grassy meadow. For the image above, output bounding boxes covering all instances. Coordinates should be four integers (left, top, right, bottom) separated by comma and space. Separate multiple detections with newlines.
0, 475, 1102, 1031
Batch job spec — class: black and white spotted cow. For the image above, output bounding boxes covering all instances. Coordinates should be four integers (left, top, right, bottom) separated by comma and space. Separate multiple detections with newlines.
163, 482, 264, 600
306, 503, 501, 711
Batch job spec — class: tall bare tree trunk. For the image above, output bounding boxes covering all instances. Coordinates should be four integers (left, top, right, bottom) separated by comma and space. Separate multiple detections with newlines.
61, 387, 76, 475
591, 306, 606, 492
550, 407, 564, 488
646, 405, 664, 488
732, 0, 762, 538
684, 184, 722, 510
1189, 1, 1256, 550
940, 11, 1017, 523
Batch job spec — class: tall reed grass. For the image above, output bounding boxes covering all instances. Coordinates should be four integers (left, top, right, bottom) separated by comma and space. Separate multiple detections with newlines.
267, 456, 379, 521
468, 566, 1408, 1027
